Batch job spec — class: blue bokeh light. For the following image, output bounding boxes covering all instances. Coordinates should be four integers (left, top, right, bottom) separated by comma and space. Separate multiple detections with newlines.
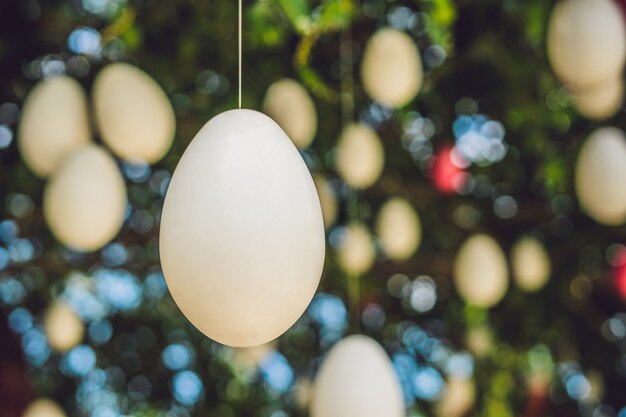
63, 345, 97, 376
68, 27, 102, 56
172, 370, 203, 405
95, 269, 142, 311
412, 366, 445, 400
8, 307, 33, 334
162, 343, 194, 371
260, 351, 295, 393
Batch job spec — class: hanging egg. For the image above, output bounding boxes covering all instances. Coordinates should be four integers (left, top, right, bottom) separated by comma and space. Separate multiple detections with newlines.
453, 234, 509, 308
18, 76, 91, 177
335, 123, 384, 189
511, 236, 551, 292
313, 175, 338, 229
22, 399, 67, 417
575, 127, 626, 225
547, 0, 626, 87
160, 109, 325, 347
435, 377, 476, 417
44, 301, 84, 352
336, 223, 375, 275
361, 28, 423, 108
572, 77, 623, 120
310, 335, 404, 417
376, 197, 421, 261
263, 78, 317, 149
43, 145, 127, 252
93, 63, 176, 163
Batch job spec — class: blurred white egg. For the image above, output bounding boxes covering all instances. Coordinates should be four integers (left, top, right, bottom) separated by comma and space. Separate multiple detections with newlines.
310, 335, 404, 417
575, 127, 626, 225
335, 123, 384, 189
44, 145, 127, 251
547, 0, 626, 87
336, 223, 375, 275
572, 77, 623, 120
18, 76, 91, 177
361, 28, 423, 107
313, 175, 338, 229
465, 325, 493, 358
22, 399, 67, 417
93, 63, 176, 163
160, 109, 325, 347
435, 377, 476, 417
44, 301, 84, 352
293, 378, 314, 409
453, 234, 509, 308
376, 197, 421, 261
263, 78, 317, 149
511, 236, 551, 292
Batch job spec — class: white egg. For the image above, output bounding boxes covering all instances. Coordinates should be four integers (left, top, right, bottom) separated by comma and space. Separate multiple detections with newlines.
435, 377, 475, 417
361, 28, 423, 108
22, 399, 67, 417
310, 335, 404, 417
43, 145, 127, 252
511, 236, 551, 292
336, 223, 375, 276
93, 63, 176, 163
575, 127, 626, 225
335, 123, 384, 189
44, 301, 84, 352
263, 78, 317, 149
313, 175, 338, 229
160, 109, 325, 347
547, 0, 626, 87
376, 198, 422, 261
453, 234, 509, 308
572, 77, 623, 120
18, 76, 91, 177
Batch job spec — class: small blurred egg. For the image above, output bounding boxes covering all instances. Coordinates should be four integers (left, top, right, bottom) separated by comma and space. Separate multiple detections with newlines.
313, 175, 338, 229
335, 123, 384, 189
465, 325, 493, 358
336, 223, 375, 275
44, 301, 84, 352
310, 335, 404, 417
18, 76, 91, 177
361, 28, 423, 107
160, 109, 325, 347
263, 79, 317, 149
376, 197, 421, 261
293, 378, 313, 409
572, 77, 623, 120
43, 144, 127, 251
511, 236, 551, 292
575, 127, 626, 225
547, 0, 626, 87
453, 234, 509, 308
435, 377, 475, 417
22, 399, 67, 417
93, 63, 176, 163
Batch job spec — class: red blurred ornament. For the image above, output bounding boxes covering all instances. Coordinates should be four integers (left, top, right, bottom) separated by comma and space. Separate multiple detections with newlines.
431, 145, 468, 193
613, 248, 626, 299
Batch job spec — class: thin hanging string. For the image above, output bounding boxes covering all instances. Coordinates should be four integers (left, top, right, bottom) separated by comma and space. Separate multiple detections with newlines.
238, 0, 242, 108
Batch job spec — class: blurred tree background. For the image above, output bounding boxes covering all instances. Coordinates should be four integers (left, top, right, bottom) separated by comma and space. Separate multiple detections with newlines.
1, 0, 626, 416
